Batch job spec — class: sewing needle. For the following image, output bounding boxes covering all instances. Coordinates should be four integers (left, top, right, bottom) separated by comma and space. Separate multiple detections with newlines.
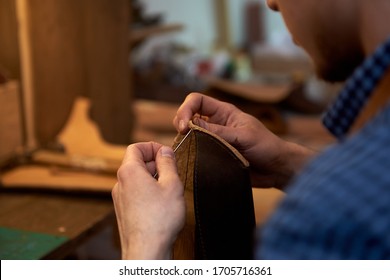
153, 129, 192, 179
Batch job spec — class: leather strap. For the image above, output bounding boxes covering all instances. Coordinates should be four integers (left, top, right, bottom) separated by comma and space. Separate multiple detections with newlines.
173, 122, 256, 259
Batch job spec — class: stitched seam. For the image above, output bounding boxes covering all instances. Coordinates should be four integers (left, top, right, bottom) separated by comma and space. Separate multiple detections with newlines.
184, 133, 192, 190
189, 120, 249, 167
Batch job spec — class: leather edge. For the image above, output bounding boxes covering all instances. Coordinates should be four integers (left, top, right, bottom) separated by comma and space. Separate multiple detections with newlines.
188, 120, 250, 167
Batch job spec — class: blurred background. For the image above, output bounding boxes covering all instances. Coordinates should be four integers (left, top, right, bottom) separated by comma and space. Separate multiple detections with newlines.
0, 0, 338, 260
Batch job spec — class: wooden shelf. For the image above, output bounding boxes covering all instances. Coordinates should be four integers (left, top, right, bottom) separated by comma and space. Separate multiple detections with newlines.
130, 23, 183, 44
206, 77, 292, 103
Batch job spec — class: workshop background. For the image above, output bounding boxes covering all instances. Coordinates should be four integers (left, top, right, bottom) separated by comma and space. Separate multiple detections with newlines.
0, 0, 338, 259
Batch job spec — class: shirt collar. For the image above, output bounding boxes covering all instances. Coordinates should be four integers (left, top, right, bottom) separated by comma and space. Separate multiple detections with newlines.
322, 37, 390, 140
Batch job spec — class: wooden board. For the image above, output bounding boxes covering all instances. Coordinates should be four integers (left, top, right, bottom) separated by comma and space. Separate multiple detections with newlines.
0, 97, 179, 193
1, 165, 117, 194
1, 97, 122, 193
0, 191, 114, 259
0, 0, 20, 79
0, 80, 23, 163
16, 0, 133, 146
84, 0, 134, 145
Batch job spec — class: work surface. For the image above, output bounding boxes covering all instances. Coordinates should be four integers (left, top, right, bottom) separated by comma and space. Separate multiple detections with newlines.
0, 191, 114, 259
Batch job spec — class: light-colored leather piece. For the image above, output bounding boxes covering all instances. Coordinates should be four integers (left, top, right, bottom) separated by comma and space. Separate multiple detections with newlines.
172, 131, 196, 259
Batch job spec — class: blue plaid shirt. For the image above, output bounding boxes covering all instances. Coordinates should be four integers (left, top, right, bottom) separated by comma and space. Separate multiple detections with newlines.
257, 38, 390, 259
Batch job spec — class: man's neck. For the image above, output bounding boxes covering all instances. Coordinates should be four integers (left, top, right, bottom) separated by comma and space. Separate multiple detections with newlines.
351, 68, 390, 134
346, 2, 390, 134
360, 1, 390, 55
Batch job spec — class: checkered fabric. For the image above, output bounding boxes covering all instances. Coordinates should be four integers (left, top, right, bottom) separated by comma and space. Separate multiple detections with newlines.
323, 37, 390, 139
257, 108, 390, 259
257, 38, 390, 259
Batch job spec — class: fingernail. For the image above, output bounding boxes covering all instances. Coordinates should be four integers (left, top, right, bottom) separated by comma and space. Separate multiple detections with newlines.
193, 117, 208, 130
179, 120, 186, 132
193, 117, 199, 125
161, 146, 174, 158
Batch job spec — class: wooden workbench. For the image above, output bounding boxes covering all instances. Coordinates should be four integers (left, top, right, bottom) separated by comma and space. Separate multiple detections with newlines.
0, 191, 115, 259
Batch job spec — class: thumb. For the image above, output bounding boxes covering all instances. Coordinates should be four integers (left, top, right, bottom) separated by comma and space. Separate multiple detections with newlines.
155, 146, 180, 185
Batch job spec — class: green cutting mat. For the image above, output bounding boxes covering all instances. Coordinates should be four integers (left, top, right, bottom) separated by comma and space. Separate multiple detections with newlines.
0, 227, 68, 259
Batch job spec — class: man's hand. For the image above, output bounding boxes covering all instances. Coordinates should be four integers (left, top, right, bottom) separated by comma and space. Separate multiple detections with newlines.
174, 93, 315, 189
112, 142, 185, 259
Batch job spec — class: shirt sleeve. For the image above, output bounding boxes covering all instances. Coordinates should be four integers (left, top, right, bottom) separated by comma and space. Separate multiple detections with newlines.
255, 127, 390, 259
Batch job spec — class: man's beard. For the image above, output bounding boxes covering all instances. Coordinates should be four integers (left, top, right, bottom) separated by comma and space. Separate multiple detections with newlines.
313, 37, 365, 83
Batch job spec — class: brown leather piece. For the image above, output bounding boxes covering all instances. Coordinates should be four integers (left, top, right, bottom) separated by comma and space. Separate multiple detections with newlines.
173, 121, 256, 260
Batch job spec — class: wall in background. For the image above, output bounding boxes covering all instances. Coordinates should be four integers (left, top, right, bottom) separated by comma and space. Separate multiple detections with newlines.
141, 0, 290, 55
227, 0, 289, 47
141, 0, 215, 55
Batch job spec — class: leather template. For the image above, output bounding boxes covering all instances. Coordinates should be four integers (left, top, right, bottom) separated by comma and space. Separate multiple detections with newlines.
172, 121, 256, 260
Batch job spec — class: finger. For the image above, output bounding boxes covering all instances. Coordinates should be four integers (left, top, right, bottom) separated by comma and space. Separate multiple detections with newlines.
155, 146, 182, 192
122, 142, 163, 165
145, 161, 156, 175
111, 182, 119, 200
174, 93, 233, 134
118, 143, 163, 184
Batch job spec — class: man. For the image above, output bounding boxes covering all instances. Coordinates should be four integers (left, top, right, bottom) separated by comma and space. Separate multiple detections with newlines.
112, 0, 390, 259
